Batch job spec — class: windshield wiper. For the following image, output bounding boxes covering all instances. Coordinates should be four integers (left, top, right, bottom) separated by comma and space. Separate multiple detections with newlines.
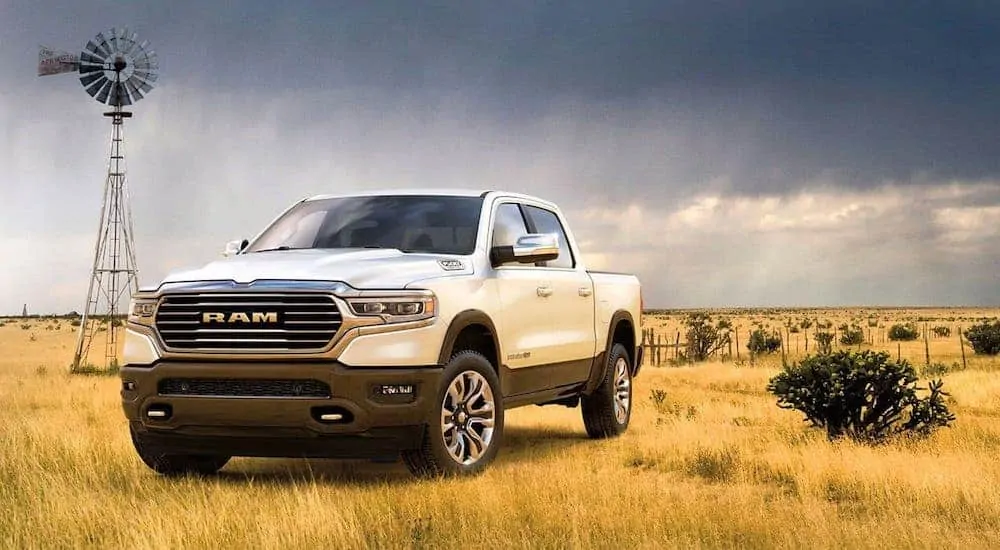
250, 246, 303, 253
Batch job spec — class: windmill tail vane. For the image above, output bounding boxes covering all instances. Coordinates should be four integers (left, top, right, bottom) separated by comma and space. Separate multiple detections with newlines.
37, 46, 80, 76
38, 27, 159, 372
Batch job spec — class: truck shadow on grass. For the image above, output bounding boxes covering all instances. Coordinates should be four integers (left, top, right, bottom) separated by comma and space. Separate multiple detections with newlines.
211, 426, 590, 486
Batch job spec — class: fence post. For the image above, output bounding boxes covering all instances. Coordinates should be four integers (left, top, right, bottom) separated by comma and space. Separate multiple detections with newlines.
656, 334, 662, 365
959, 326, 967, 370
923, 322, 930, 368
674, 331, 680, 360
735, 327, 741, 360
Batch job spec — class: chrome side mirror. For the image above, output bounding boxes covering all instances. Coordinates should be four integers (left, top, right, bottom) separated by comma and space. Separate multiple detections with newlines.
223, 239, 248, 257
490, 233, 559, 266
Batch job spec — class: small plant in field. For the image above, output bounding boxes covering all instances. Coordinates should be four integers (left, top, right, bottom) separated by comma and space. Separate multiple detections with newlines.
964, 320, 1000, 355
814, 331, 834, 355
838, 324, 865, 346
931, 326, 951, 338
799, 319, 813, 330
747, 328, 782, 354
70, 319, 81, 327
921, 362, 959, 377
817, 319, 833, 329
20, 323, 31, 330
682, 313, 732, 361
789, 325, 801, 334
29, 333, 37, 342
650, 389, 668, 408
35, 365, 47, 376
888, 323, 920, 341
767, 350, 955, 443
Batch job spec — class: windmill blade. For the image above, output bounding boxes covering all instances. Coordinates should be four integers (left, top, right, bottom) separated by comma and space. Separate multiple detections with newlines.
37, 46, 80, 76
80, 51, 105, 65
85, 38, 109, 59
79, 71, 105, 87
85, 76, 109, 99
94, 79, 114, 104
124, 79, 144, 102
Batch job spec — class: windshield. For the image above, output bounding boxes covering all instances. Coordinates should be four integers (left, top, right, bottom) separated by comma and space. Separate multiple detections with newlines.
245, 195, 484, 255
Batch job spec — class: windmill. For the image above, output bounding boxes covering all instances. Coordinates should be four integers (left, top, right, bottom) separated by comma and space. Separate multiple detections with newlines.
38, 28, 159, 371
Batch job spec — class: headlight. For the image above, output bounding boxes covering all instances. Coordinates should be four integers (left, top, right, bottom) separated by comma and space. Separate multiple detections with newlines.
128, 296, 157, 325
347, 294, 436, 323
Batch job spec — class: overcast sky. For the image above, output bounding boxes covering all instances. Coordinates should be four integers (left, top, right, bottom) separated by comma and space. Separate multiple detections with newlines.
2, 1, 1000, 314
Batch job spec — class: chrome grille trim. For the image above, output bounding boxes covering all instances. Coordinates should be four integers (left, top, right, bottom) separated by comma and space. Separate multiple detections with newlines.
153, 292, 342, 353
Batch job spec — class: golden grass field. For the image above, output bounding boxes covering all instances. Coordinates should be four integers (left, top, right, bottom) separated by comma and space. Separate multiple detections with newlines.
2, 309, 1000, 549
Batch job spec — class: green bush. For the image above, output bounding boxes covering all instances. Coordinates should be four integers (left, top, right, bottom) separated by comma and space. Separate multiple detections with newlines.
766, 350, 955, 443
964, 320, 1000, 355
838, 324, 865, 346
814, 332, 834, 355
888, 323, 920, 341
682, 313, 732, 361
748, 328, 781, 354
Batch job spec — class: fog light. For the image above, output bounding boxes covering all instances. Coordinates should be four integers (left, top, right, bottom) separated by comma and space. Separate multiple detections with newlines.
146, 404, 172, 420
122, 380, 137, 391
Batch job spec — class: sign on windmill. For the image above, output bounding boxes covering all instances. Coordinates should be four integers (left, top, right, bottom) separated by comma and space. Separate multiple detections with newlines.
37, 28, 160, 372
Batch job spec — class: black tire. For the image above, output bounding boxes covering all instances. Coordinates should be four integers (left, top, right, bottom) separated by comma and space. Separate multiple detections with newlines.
581, 342, 632, 438
130, 426, 230, 476
402, 350, 504, 478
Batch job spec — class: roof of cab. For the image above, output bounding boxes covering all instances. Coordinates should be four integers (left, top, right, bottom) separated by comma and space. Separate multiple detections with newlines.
305, 188, 492, 201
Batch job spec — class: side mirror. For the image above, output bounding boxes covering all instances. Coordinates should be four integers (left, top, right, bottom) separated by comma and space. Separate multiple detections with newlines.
223, 239, 249, 257
490, 233, 559, 267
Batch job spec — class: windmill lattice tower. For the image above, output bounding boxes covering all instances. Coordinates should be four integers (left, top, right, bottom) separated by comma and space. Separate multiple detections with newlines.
38, 28, 159, 371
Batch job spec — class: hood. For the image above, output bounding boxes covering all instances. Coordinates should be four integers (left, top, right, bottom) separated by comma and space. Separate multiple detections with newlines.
159, 248, 474, 289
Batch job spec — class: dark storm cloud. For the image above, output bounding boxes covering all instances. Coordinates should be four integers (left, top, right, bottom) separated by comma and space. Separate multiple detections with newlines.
13, 0, 1000, 194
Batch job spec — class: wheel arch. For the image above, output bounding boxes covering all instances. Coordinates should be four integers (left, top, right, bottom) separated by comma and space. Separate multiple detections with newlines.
437, 309, 502, 373
583, 310, 638, 394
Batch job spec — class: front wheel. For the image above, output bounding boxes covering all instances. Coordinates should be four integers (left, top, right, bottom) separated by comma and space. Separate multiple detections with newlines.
581, 343, 632, 438
130, 426, 230, 476
403, 350, 504, 477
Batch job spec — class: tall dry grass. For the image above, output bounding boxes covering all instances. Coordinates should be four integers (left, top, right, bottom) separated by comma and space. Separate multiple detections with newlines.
2, 311, 1000, 549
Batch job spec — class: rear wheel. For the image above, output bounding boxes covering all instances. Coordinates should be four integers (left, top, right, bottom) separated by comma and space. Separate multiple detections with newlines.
581, 343, 632, 438
130, 426, 230, 476
403, 351, 504, 477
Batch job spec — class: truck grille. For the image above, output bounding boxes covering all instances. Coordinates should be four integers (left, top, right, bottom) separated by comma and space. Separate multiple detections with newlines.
154, 293, 341, 352
158, 378, 332, 398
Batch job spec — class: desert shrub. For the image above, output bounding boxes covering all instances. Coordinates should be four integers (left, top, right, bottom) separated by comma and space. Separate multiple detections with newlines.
799, 319, 813, 330
838, 324, 865, 346
817, 319, 833, 329
789, 325, 800, 334
682, 313, 732, 361
867, 316, 879, 327
888, 323, 920, 341
964, 320, 1000, 355
20, 323, 30, 330
70, 319, 81, 327
931, 326, 951, 338
748, 328, 782, 354
767, 350, 955, 443
814, 331, 834, 355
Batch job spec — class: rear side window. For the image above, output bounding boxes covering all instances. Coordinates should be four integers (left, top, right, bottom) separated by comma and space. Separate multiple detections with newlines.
524, 206, 574, 268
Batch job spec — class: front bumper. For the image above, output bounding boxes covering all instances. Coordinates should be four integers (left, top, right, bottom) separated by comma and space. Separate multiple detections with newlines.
121, 361, 441, 458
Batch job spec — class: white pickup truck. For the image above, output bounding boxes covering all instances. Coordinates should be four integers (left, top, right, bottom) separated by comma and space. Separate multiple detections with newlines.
121, 189, 643, 477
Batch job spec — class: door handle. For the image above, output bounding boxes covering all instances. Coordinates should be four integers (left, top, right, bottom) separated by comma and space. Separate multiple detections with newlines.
578, 287, 593, 297
536, 286, 553, 297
